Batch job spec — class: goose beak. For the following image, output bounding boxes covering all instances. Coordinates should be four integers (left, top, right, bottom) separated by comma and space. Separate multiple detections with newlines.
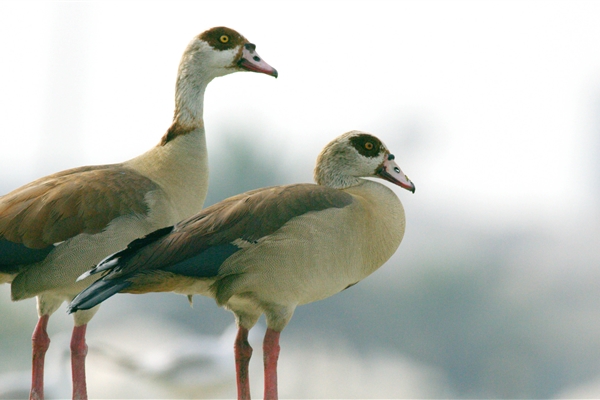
238, 43, 278, 78
377, 154, 415, 193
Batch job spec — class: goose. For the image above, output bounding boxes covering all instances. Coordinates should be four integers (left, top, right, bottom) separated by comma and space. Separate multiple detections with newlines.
69, 130, 415, 400
0, 26, 277, 400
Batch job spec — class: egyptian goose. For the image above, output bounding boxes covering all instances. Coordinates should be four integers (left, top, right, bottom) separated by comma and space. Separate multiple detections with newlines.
0, 26, 277, 400
69, 131, 415, 400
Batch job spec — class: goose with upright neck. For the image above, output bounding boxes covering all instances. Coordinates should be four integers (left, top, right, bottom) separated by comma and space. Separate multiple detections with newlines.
128, 27, 278, 221
0, 26, 276, 400
69, 130, 415, 400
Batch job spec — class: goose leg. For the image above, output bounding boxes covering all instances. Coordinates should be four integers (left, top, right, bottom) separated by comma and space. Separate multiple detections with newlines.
30, 314, 50, 400
70, 324, 88, 400
263, 328, 280, 400
234, 326, 252, 400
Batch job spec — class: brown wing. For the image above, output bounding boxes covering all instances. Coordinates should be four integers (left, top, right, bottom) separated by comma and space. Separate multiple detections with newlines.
69, 183, 354, 311
190, 183, 353, 243
98, 183, 354, 279
0, 164, 159, 249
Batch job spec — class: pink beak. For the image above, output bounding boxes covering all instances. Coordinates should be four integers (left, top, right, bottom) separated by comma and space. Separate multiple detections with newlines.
377, 154, 415, 193
238, 43, 278, 78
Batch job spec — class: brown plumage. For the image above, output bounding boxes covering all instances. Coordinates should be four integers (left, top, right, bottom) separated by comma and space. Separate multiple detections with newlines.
0, 165, 155, 250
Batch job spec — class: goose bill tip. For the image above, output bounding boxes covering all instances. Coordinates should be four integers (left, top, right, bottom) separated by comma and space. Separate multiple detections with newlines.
377, 158, 415, 193
238, 47, 278, 77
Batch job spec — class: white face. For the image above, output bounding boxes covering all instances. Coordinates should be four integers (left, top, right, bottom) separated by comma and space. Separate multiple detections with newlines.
340, 131, 389, 178
187, 26, 249, 78
184, 35, 277, 80
315, 130, 415, 192
348, 148, 386, 178
203, 45, 241, 77
315, 131, 386, 187
179, 39, 241, 81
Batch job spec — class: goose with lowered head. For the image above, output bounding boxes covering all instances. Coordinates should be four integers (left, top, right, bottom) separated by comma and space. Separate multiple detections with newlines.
0, 26, 277, 400
69, 130, 415, 400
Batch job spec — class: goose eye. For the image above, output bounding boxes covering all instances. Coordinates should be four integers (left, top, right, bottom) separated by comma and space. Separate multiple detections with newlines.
220, 35, 230, 43
364, 142, 374, 150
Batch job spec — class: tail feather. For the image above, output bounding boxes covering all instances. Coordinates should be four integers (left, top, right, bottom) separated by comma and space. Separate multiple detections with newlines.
77, 225, 174, 282
70, 226, 174, 312
76, 254, 120, 282
68, 279, 132, 313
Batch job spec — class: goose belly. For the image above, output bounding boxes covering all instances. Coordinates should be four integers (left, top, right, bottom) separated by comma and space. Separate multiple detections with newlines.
219, 201, 404, 307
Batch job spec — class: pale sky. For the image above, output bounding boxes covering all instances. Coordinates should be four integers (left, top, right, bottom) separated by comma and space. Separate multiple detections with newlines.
1, 0, 599, 228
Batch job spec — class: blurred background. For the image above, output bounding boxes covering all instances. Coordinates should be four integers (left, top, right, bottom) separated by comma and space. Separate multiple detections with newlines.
1, 0, 600, 398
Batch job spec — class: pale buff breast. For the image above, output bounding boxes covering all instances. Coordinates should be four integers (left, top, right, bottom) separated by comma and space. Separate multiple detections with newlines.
215, 180, 405, 308
125, 129, 210, 222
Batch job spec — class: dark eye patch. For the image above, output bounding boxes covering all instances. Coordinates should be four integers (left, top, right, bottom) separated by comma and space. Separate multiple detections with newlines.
349, 134, 383, 158
199, 26, 247, 50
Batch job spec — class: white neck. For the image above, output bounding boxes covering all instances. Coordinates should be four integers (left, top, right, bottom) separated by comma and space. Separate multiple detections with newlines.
172, 40, 231, 128
173, 73, 209, 128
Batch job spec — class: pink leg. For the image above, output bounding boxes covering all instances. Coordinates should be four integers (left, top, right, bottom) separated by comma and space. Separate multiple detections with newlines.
70, 324, 88, 400
263, 328, 280, 400
234, 326, 253, 400
30, 315, 50, 400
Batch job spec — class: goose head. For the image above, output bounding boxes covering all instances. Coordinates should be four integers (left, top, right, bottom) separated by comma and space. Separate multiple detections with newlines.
314, 130, 415, 192
178, 26, 277, 83
173, 26, 277, 127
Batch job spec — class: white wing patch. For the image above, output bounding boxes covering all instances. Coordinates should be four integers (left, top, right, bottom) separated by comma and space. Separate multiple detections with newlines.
232, 238, 254, 249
